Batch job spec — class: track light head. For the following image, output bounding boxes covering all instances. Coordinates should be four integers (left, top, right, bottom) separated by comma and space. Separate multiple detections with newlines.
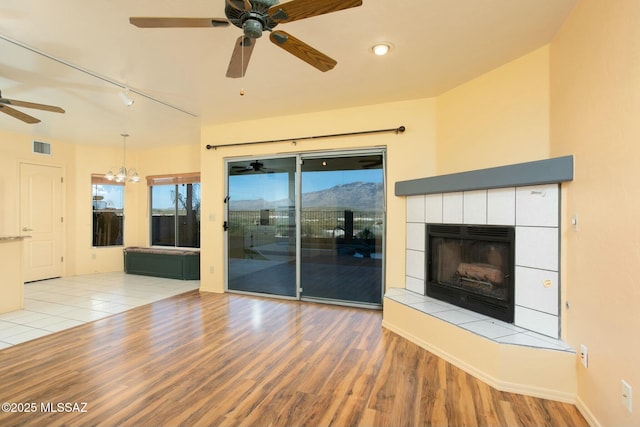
118, 88, 135, 107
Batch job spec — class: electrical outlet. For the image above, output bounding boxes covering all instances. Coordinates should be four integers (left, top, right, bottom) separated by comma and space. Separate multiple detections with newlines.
622, 380, 632, 413
580, 344, 588, 368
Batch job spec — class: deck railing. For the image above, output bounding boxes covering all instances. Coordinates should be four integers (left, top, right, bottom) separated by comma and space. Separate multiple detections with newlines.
228, 209, 383, 239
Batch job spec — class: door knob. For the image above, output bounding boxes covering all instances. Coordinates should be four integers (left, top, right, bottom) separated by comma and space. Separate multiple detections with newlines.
22, 227, 33, 232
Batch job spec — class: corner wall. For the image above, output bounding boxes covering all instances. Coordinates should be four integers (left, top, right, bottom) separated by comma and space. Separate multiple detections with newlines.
550, 1, 640, 425
437, 46, 551, 174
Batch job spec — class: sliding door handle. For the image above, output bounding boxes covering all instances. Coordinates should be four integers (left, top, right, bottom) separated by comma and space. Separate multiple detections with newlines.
223, 221, 229, 231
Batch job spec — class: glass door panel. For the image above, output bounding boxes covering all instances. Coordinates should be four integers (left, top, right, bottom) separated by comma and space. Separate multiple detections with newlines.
227, 158, 297, 297
300, 154, 384, 305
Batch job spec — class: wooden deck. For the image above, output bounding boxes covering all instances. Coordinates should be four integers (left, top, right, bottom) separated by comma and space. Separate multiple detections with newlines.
0, 291, 587, 427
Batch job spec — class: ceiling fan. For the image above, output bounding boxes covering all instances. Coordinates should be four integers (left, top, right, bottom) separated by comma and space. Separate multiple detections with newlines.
129, 0, 363, 78
231, 160, 275, 174
359, 157, 383, 169
0, 90, 65, 124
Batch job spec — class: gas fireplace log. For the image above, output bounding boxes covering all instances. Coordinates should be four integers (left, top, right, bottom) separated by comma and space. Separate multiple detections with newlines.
457, 263, 504, 284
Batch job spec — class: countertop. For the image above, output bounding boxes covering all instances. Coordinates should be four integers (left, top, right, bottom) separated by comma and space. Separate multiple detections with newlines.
0, 236, 31, 241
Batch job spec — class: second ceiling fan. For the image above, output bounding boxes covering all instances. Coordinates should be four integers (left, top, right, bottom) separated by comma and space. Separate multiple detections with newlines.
130, 0, 363, 78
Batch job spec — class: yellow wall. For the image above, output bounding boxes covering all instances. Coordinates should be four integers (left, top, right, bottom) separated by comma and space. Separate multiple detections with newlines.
550, 0, 640, 425
0, 129, 77, 275
3, 3, 639, 422
199, 98, 437, 292
0, 128, 202, 276
1, 130, 72, 235
74, 144, 136, 274
437, 45, 551, 174
73, 142, 200, 274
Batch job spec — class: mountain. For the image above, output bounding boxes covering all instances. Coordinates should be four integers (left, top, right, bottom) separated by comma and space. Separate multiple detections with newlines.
229, 181, 383, 211
302, 181, 383, 211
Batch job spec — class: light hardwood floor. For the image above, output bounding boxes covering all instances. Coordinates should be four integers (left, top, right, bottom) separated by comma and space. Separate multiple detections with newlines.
0, 290, 588, 427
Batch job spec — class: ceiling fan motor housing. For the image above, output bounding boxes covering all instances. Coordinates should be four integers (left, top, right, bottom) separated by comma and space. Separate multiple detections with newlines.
243, 15, 265, 38
225, 0, 280, 38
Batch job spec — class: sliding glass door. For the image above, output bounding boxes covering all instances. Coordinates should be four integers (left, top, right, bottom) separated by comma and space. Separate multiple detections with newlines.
225, 151, 385, 307
299, 154, 384, 306
226, 157, 297, 297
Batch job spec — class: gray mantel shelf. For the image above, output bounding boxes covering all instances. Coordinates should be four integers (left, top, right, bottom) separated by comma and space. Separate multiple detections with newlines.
395, 155, 574, 196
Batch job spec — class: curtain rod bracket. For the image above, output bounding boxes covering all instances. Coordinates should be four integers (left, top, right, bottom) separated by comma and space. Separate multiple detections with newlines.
205, 125, 405, 150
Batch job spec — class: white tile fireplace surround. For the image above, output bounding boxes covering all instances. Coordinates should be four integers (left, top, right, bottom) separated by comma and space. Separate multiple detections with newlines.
392, 156, 574, 350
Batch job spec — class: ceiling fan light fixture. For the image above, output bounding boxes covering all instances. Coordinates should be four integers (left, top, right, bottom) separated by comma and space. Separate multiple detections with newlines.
118, 88, 135, 107
372, 42, 392, 56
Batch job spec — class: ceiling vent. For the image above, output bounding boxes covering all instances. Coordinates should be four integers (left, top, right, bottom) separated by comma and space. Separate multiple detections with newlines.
32, 140, 52, 155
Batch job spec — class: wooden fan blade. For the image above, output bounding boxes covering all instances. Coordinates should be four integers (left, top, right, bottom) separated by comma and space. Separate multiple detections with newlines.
226, 0, 252, 11
269, 0, 362, 23
0, 98, 65, 113
270, 30, 336, 72
0, 105, 41, 124
129, 17, 229, 28
226, 36, 256, 78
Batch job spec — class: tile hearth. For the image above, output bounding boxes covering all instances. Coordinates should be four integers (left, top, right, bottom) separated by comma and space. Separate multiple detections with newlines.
385, 287, 573, 353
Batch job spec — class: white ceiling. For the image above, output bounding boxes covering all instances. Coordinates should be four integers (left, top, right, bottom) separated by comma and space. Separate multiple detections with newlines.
0, 0, 577, 148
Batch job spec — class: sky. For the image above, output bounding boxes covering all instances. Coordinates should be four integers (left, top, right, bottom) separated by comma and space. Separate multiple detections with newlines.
95, 169, 382, 208
92, 184, 123, 209
151, 184, 201, 210
229, 169, 383, 202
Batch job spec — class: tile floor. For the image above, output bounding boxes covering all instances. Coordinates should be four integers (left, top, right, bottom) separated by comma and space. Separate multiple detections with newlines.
385, 287, 575, 353
1, 275, 572, 353
0, 272, 199, 350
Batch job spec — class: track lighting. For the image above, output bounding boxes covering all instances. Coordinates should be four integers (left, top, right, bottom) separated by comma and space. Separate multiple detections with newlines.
118, 88, 135, 107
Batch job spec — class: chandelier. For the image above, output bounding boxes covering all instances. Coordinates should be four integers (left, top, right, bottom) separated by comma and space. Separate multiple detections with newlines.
105, 133, 140, 183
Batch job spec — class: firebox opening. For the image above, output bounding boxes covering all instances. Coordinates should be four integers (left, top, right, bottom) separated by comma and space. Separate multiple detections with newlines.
426, 224, 515, 323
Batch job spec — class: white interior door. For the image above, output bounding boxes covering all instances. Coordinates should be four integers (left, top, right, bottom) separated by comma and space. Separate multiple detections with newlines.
20, 163, 64, 282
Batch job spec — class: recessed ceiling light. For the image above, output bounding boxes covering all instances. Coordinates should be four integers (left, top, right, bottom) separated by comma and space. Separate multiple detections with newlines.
372, 43, 392, 56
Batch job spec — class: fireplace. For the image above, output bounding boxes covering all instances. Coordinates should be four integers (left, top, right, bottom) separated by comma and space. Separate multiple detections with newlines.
426, 224, 515, 323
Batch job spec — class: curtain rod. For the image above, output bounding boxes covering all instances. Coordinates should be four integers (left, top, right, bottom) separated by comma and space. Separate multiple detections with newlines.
205, 126, 405, 150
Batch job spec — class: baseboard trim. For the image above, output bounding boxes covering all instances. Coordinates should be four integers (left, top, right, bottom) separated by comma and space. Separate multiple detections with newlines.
575, 396, 601, 427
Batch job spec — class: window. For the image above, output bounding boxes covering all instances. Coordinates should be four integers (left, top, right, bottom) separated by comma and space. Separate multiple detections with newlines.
148, 173, 200, 248
92, 174, 124, 246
